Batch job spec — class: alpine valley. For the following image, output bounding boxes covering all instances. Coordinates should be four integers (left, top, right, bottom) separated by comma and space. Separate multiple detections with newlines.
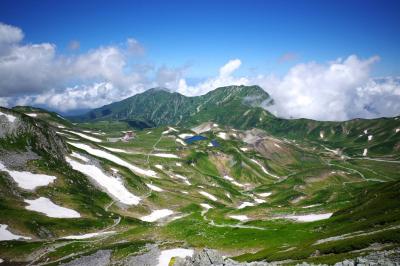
1, 85, 400, 266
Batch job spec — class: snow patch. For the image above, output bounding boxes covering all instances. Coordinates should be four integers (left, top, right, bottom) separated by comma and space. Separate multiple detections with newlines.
62, 231, 115, 239
68, 142, 157, 177
24, 197, 81, 218
217, 132, 228, 140
238, 202, 255, 209
229, 215, 249, 221
140, 209, 174, 222
368, 135, 373, 141
151, 153, 179, 159
0, 111, 16, 123
178, 133, 194, 139
363, 148, 368, 157
0, 224, 31, 241
70, 152, 89, 162
174, 174, 191, 185
250, 159, 280, 179
157, 248, 194, 266
66, 157, 141, 205
200, 203, 213, 210
146, 183, 164, 192
278, 213, 333, 222
199, 191, 217, 201
302, 204, 322, 209
176, 138, 187, 146
162, 127, 178, 135
26, 113, 37, 117
65, 130, 102, 142
155, 164, 164, 170
258, 192, 272, 198
254, 198, 266, 204
101, 146, 131, 154
223, 175, 244, 187
0, 162, 56, 190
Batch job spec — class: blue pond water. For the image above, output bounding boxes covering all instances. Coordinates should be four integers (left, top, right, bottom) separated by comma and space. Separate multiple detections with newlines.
211, 139, 220, 147
184, 135, 207, 144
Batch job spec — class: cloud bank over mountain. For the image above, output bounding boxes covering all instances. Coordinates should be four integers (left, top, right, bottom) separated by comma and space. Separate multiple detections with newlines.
0, 22, 399, 120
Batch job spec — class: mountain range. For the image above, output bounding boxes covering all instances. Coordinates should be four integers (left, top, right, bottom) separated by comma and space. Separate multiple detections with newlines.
0, 85, 399, 266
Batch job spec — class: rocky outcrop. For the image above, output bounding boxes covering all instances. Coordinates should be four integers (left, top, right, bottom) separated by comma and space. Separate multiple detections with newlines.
61, 250, 111, 266
291, 248, 400, 266
173, 249, 273, 266
0, 107, 68, 161
173, 248, 400, 266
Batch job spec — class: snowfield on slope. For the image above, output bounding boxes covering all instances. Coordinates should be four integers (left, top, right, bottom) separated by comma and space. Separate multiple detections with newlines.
140, 209, 174, 222
199, 191, 218, 201
276, 213, 333, 222
100, 146, 131, 153
62, 231, 115, 240
229, 215, 249, 221
146, 183, 164, 192
250, 159, 280, 179
66, 156, 141, 205
176, 138, 187, 146
24, 197, 81, 218
0, 111, 16, 123
151, 153, 179, 158
157, 248, 194, 266
223, 175, 244, 187
65, 130, 102, 142
258, 192, 272, 197
67, 142, 157, 177
0, 224, 31, 241
0, 162, 56, 190
70, 152, 90, 162
238, 202, 255, 209
178, 133, 194, 139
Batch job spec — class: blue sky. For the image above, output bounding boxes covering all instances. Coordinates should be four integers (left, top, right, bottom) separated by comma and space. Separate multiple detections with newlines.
1, 0, 399, 77
0, 0, 399, 119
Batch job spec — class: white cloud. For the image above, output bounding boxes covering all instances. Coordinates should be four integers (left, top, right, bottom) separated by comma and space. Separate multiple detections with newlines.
253, 55, 399, 120
177, 59, 249, 96
177, 55, 399, 120
219, 58, 241, 77
0, 22, 399, 120
0, 22, 24, 53
126, 38, 145, 56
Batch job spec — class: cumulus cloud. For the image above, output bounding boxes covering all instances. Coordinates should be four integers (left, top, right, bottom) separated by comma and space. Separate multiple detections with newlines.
253, 55, 398, 120
176, 55, 399, 121
0, 22, 150, 108
0, 22, 399, 120
126, 38, 145, 56
177, 59, 249, 96
0, 22, 23, 54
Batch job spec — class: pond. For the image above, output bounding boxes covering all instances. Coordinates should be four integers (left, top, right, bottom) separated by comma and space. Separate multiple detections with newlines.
184, 135, 207, 144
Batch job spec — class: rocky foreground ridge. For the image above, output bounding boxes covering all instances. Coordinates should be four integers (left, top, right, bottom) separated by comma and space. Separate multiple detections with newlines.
59, 247, 400, 266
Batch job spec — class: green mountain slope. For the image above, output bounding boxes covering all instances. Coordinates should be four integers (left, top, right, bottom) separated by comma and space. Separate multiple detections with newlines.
73, 85, 400, 158
73, 85, 273, 128
0, 85, 400, 265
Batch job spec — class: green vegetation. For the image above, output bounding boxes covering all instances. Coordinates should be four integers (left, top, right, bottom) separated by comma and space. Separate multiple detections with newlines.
0, 85, 399, 265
